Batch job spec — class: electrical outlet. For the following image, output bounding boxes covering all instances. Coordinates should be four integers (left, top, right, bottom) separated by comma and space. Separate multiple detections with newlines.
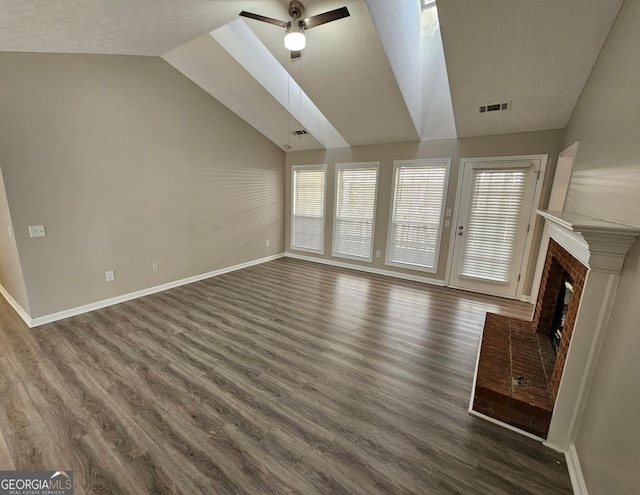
152, 262, 159, 272
445, 209, 452, 217
105, 270, 115, 282
266, 240, 270, 247
445, 220, 451, 228
28, 225, 46, 238
375, 250, 382, 258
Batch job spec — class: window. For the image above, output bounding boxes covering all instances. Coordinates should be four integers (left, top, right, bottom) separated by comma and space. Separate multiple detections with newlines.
291, 165, 327, 253
386, 159, 450, 272
333, 162, 379, 261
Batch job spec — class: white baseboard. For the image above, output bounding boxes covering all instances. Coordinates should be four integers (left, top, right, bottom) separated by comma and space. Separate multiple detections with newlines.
468, 318, 484, 410
284, 252, 446, 286
29, 253, 285, 328
566, 444, 589, 495
468, 408, 545, 443
0, 284, 32, 327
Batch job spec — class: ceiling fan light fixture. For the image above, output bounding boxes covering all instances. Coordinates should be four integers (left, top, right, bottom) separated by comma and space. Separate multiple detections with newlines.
240, 2, 349, 53
284, 23, 306, 51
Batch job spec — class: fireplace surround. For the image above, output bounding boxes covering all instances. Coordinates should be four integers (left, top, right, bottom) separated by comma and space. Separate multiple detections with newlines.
471, 210, 639, 451
535, 238, 588, 401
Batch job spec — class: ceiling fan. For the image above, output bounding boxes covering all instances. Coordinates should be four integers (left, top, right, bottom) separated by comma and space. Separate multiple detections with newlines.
240, 1, 350, 54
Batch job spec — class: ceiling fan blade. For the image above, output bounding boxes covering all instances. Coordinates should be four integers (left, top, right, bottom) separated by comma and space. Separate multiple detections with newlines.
302, 7, 350, 30
239, 11, 289, 28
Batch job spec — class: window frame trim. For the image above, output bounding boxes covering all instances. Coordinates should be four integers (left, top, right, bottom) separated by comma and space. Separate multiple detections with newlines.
385, 158, 451, 274
332, 161, 380, 263
290, 163, 328, 255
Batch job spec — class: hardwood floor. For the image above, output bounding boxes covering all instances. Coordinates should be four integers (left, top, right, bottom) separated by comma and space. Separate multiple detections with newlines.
0, 258, 573, 494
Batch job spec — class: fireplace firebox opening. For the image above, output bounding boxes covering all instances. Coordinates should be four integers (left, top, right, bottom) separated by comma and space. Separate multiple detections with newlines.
549, 273, 574, 355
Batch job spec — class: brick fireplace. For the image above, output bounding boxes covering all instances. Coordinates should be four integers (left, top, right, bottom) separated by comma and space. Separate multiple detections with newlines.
473, 239, 588, 437
471, 211, 639, 448
534, 239, 588, 400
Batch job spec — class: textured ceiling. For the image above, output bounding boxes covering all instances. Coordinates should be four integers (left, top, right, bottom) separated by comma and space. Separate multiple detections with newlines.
241, 0, 420, 146
164, 0, 421, 150
0, 0, 625, 147
0, 0, 240, 55
437, 0, 624, 137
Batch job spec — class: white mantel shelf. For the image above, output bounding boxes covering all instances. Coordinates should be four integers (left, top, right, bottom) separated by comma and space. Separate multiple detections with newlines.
537, 210, 640, 272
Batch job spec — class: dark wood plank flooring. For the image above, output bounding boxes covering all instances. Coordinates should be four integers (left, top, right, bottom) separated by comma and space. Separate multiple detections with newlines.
0, 258, 573, 494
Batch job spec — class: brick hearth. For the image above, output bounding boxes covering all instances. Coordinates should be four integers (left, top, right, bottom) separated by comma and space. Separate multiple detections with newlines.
474, 313, 555, 437
473, 239, 588, 437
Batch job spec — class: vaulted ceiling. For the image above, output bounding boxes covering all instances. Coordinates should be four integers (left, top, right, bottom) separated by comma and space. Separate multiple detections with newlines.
0, 0, 624, 151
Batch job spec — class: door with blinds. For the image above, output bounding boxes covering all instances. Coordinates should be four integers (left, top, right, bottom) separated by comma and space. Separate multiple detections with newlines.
449, 157, 542, 298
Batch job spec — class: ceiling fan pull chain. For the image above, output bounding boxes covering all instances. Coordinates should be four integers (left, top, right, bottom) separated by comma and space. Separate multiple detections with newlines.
299, 53, 302, 139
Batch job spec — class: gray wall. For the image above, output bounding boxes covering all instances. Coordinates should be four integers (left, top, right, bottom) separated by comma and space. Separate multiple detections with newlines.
561, 0, 640, 492
285, 130, 565, 295
0, 166, 30, 314
0, 53, 284, 318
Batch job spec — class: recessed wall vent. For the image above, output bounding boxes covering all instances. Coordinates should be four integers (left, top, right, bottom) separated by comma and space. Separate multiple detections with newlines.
479, 101, 511, 113
292, 129, 308, 136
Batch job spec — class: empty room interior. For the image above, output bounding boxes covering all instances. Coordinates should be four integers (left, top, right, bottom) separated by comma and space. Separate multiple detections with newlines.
0, 0, 638, 494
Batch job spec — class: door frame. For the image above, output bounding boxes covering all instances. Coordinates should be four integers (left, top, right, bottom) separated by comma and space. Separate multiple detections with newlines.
444, 154, 548, 300
529, 143, 578, 305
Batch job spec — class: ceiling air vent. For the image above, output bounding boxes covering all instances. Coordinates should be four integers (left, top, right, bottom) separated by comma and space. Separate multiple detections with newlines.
291, 129, 308, 136
479, 101, 511, 113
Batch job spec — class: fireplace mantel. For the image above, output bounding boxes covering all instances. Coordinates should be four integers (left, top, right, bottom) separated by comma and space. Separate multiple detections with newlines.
537, 210, 639, 272
537, 210, 639, 452
472, 210, 640, 454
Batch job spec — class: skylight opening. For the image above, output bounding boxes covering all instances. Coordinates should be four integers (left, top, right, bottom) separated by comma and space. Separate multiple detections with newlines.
421, 0, 440, 37
421, 0, 437, 10
211, 20, 348, 149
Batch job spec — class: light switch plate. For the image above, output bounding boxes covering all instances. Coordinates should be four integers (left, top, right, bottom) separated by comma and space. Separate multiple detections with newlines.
28, 225, 46, 238
105, 270, 115, 282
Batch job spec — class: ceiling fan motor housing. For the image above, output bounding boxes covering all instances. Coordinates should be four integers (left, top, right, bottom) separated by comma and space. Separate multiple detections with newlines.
288, 1, 305, 20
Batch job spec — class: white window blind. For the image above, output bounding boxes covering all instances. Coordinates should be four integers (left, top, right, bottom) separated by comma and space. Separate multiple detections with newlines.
292, 166, 326, 252
333, 163, 378, 260
388, 162, 448, 270
460, 169, 527, 283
